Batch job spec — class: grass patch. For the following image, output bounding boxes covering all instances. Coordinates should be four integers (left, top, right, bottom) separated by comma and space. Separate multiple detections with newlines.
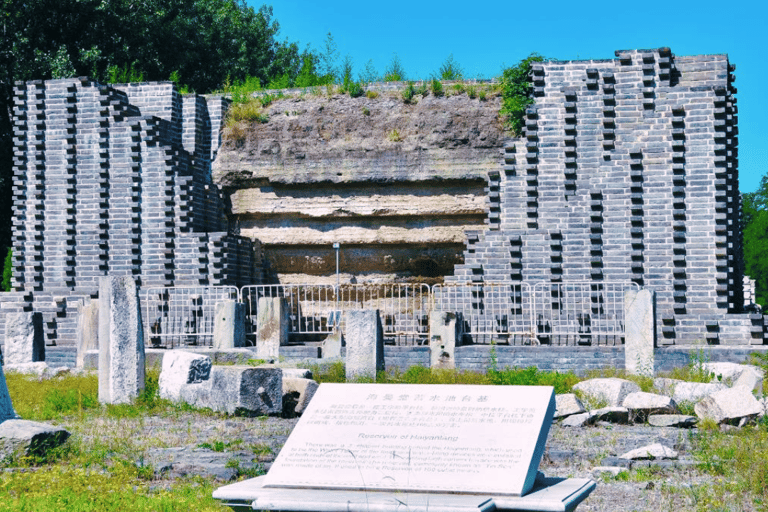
5, 371, 99, 422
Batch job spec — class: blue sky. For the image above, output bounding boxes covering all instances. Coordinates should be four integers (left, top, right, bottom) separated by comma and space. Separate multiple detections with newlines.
251, 0, 767, 193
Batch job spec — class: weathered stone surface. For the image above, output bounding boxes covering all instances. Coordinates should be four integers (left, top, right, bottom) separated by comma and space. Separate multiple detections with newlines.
694, 387, 763, 425
255, 297, 288, 360
344, 310, 384, 381
320, 330, 343, 359
180, 366, 282, 416
429, 311, 458, 369
76, 300, 99, 368
623, 392, 678, 419
592, 466, 628, 477
281, 368, 312, 380
555, 394, 585, 419
624, 289, 655, 376
159, 351, 213, 402
573, 378, 641, 408
560, 412, 595, 427
282, 377, 319, 416
671, 381, 728, 405
4, 311, 44, 364
0, 419, 70, 460
590, 407, 630, 424
648, 414, 698, 428
214, 301, 246, 350
98, 276, 146, 405
619, 443, 678, 460
4, 362, 70, 379
0, 361, 17, 422
653, 378, 682, 397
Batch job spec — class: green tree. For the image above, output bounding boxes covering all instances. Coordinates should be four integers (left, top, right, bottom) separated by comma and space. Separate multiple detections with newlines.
743, 176, 768, 307
383, 54, 406, 82
436, 54, 463, 80
318, 32, 338, 84
359, 59, 378, 84
499, 53, 546, 135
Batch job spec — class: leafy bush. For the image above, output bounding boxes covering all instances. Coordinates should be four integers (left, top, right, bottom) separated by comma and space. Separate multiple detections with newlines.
499, 53, 546, 135
2, 248, 11, 291
415, 83, 428, 97
387, 129, 403, 142
401, 82, 416, 104
107, 62, 144, 84
430, 79, 443, 97
365, 90, 379, 99
383, 54, 406, 82
436, 54, 463, 80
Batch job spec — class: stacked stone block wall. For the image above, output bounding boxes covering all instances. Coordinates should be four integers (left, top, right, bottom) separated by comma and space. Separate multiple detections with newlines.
448, 48, 760, 346
2, 78, 262, 347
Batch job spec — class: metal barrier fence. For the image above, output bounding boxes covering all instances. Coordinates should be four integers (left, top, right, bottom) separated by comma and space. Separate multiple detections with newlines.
240, 283, 431, 345
139, 281, 637, 348
532, 281, 639, 346
142, 286, 239, 348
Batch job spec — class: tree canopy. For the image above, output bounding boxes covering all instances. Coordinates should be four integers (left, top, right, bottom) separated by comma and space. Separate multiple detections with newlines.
743, 176, 768, 307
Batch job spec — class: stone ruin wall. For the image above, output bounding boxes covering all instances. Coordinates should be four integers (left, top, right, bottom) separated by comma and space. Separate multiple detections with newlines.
1, 47, 765, 349
0, 78, 264, 346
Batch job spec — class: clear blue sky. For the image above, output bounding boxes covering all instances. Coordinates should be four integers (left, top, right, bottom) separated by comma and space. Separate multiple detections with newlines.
250, 0, 767, 193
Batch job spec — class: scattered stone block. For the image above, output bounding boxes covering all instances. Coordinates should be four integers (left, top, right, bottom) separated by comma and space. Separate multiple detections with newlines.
671, 381, 728, 405
624, 289, 655, 376
572, 378, 641, 408
653, 377, 681, 397
560, 412, 595, 427
98, 276, 146, 405
180, 366, 282, 416
694, 386, 763, 425
344, 309, 384, 381
0, 419, 70, 460
618, 443, 678, 460
320, 330, 343, 359
282, 377, 319, 417
554, 393, 585, 418
159, 351, 212, 401
648, 414, 698, 428
256, 297, 289, 360
429, 311, 459, 369
4, 311, 44, 364
4, 362, 70, 379
590, 407, 630, 424
592, 466, 628, 477
214, 301, 246, 349
623, 392, 677, 421
0, 361, 17, 422
282, 368, 312, 380
76, 299, 99, 368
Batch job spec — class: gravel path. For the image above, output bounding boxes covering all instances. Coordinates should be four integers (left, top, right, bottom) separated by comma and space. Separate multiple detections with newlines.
102, 412, 711, 512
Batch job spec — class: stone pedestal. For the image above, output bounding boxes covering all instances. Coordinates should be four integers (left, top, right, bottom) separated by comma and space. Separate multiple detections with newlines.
76, 300, 99, 368
98, 276, 146, 404
214, 301, 246, 349
624, 288, 655, 376
429, 311, 459, 369
0, 361, 17, 422
344, 310, 384, 381
256, 297, 289, 360
4, 312, 44, 365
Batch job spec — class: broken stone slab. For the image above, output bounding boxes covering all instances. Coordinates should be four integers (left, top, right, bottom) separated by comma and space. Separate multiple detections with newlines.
572, 378, 641, 408
653, 378, 681, 397
590, 407, 630, 424
618, 443, 678, 460
560, 412, 594, 427
0, 360, 17, 422
255, 297, 289, 360
671, 381, 728, 405
694, 386, 763, 425
320, 330, 343, 359
554, 393, 585, 419
281, 368, 312, 380
76, 299, 99, 368
344, 309, 384, 381
648, 414, 698, 428
0, 419, 70, 460
214, 301, 246, 350
592, 466, 628, 477
179, 366, 282, 416
624, 288, 655, 376
428, 310, 459, 369
702, 362, 764, 385
3, 363, 70, 379
282, 377, 319, 417
623, 391, 678, 421
4, 312, 45, 365
159, 351, 213, 402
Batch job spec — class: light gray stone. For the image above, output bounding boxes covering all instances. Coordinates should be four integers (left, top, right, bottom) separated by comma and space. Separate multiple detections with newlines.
180, 366, 282, 416
648, 414, 698, 428
0, 360, 17, 422
573, 378, 641, 408
214, 301, 246, 349
560, 412, 596, 427
429, 310, 459, 369
653, 378, 682, 397
592, 466, 628, 477
554, 393, 585, 419
623, 392, 678, 420
98, 276, 146, 405
320, 330, 343, 359
702, 362, 763, 384
4, 362, 70, 379
159, 350, 212, 401
282, 377, 319, 416
4, 311, 44, 365
344, 309, 384, 381
76, 300, 99, 368
619, 443, 678, 460
671, 381, 728, 405
282, 368, 312, 379
256, 297, 289, 360
694, 386, 764, 425
0, 419, 70, 460
624, 289, 655, 376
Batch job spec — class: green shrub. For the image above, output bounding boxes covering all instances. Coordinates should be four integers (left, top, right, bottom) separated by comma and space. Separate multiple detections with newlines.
401, 82, 416, 104
415, 83, 428, 97
365, 90, 379, 99
466, 85, 477, 99
430, 79, 443, 97
2, 248, 11, 291
499, 53, 546, 135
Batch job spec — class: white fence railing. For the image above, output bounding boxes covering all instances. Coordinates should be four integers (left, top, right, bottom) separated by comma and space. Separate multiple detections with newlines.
139, 281, 637, 348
